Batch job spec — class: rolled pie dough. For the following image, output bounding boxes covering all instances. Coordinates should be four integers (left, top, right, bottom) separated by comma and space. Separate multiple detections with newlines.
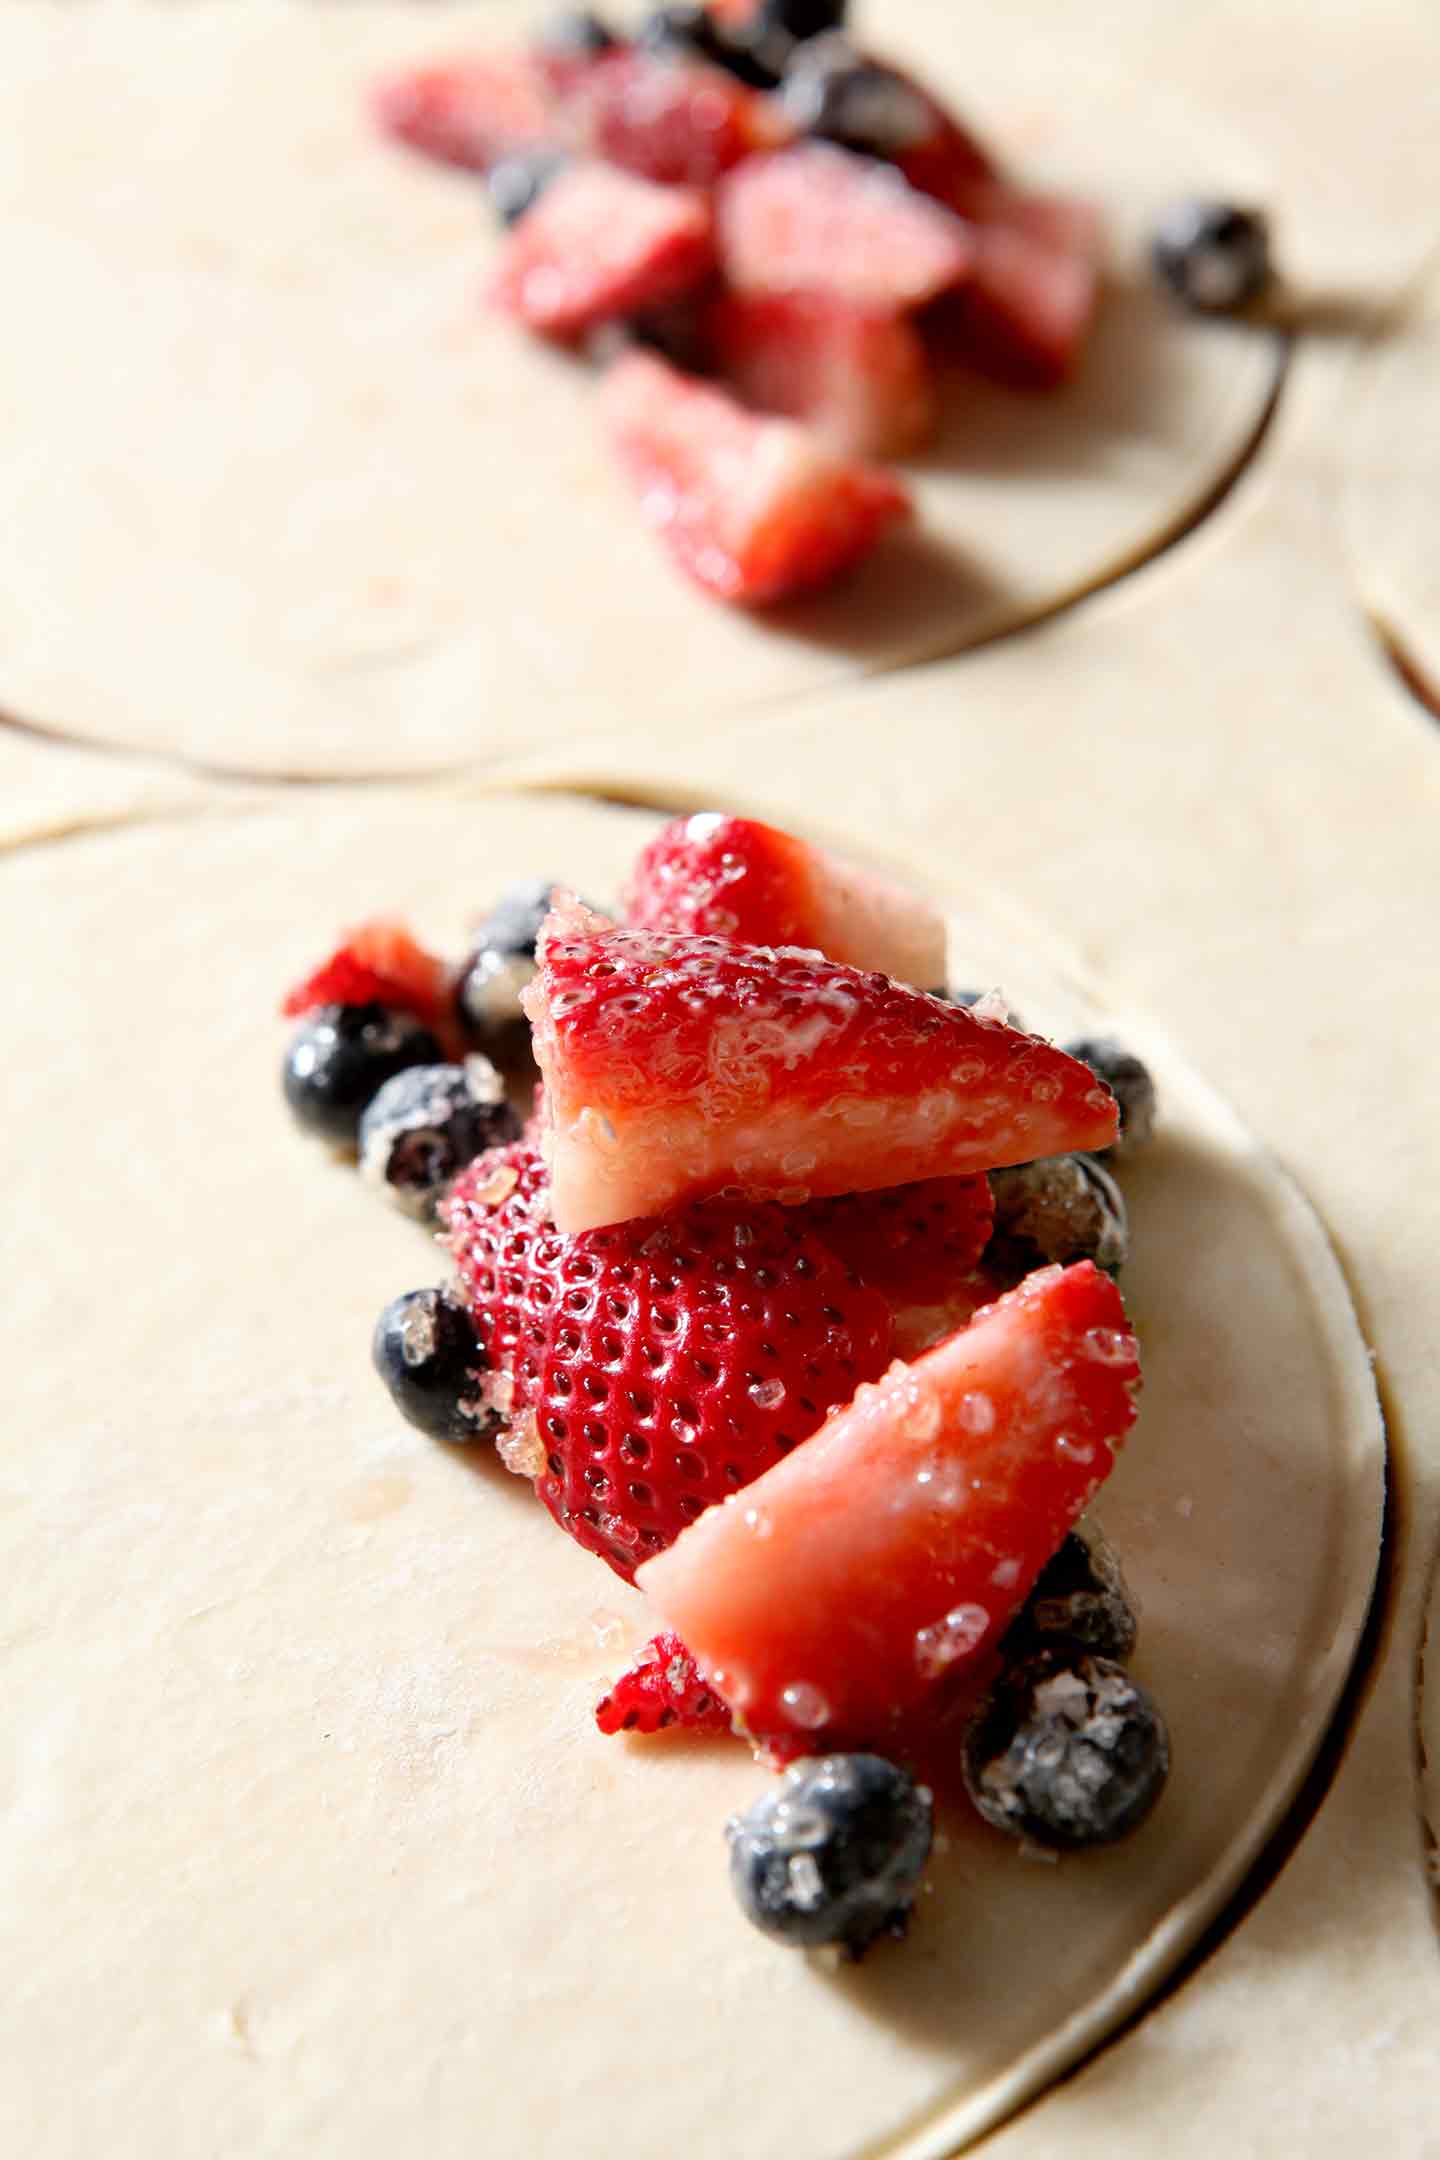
0, 792, 1381, 2159
0, 0, 1278, 778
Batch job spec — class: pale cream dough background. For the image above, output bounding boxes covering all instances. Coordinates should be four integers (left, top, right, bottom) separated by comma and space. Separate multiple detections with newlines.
497, 334, 1440, 2150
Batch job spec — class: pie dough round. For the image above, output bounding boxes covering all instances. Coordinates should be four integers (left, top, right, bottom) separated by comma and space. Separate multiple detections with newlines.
0, 1, 1278, 778
1342, 250, 1440, 712
0, 792, 1381, 2158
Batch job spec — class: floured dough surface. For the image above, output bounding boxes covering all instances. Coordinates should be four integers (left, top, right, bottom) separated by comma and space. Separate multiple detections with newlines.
0, 793, 1380, 2159
0, 1, 1277, 777
1342, 251, 1440, 710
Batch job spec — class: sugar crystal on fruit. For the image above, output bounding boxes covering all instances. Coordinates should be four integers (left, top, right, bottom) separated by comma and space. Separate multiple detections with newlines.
957, 1391, 995, 1435
787, 1854, 825, 1911
1054, 1433, 1095, 1465
991, 1557, 1021, 1589
497, 1410, 545, 1478
914, 1603, 989, 1678
780, 1682, 830, 1729
749, 1377, 786, 1410
470, 1161, 520, 1210
1082, 1326, 1131, 1366
742, 1506, 773, 1539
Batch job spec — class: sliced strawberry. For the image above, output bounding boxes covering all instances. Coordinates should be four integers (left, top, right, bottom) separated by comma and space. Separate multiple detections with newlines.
638, 1261, 1141, 1752
599, 350, 909, 606
491, 164, 714, 339
371, 55, 554, 174
806, 1177, 994, 1309
444, 1143, 894, 1580
281, 920, 451, 1033
523, 904, 1117, 1232
594, 1630, 733, 1736
554, 47, 780, 187
926, 189, 1104, 390
623, 812, 946, 985
706, 291, 936, 460
717, 144, 973, 312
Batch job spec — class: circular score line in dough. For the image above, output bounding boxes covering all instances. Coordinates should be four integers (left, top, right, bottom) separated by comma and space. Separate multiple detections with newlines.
1341, 248, 1440, 721
1, 792, 1381, 2159
0, 2, 1279, 780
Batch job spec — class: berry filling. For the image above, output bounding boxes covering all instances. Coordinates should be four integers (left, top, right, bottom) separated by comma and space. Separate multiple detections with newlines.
280, 810, 1167, 1953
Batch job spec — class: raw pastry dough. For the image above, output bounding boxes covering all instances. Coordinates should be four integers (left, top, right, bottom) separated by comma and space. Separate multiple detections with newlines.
0, 792, 1381, 2159
1342, 249, 1440, 711
0, 0, 1278, 778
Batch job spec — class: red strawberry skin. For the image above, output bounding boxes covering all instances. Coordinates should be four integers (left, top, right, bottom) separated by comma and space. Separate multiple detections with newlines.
555, 47, 776, 187
600, 351, 909, 606
926, 189, 1104, 390
594, 1630, 732, 1736
705, 290, 936, 460
716, 144, 974, 313
638, 1261, 1141, 1752
491, 164, 715, 339
371, 56, 554, 173
444, 1143, 893, 1581
281, 920, 451, 1033
623, 811, 946, 985
524, 905, 1117, 1231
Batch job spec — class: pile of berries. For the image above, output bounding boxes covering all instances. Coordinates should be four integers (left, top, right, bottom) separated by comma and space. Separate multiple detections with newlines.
281, 810, 1169, 1953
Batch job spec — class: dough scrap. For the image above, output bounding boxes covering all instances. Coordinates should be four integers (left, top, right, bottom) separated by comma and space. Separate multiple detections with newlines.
0, 793, 1381, 2159
0, 0, 1277, 778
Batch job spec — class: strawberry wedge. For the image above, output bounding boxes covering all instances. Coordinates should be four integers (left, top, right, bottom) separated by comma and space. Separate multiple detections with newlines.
552, 46, 778, 187
624, 812, 946, 986
717, 143, 974, 312
638, 1262, 1141, 1752
522, 904, 1117, 1231
929, 189, 1105, 390
705, 291, 937, 460
491, 164, 715, 339
371, 54, 554, 173
600, 351, 909, 606
281, 919, 451, 1032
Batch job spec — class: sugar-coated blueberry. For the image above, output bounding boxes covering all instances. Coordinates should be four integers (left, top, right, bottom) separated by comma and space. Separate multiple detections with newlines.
283, 1003, 442, 1147
371, 1287, 501, 1446
727, 1753, 933, 1954
757, 0, 848, 41
780, 35, 932, 157
536, 10, 618, 59
1064, 1035, 1157, 1156
359, 1059, 522, 1220
1152, 200, 1272, 314
488, 148, 571, 229
455, 881, 576, 1059
963, 1650, 1170, 1850
637, 4, 782, 87
1003, 1528, 1139, 1663
988, 1153, 1128, 1274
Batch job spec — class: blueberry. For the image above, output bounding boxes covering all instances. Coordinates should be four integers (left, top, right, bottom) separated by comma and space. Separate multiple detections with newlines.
988, 1153, 1128, 1274
536, 10, 618, 59
1063, 1036, 1157, 1156
1152, 200, 1272, 314
756, 0, 848, 41
780, 34, 933, 157
637, 4, 782, 88
963, 1649, 1170, 1850
283, 1003, 442, 1148
584, 294, 715, 375
372, 1287, 501, 1446
1002, 1528, 1139, 1663
358, 1059, 522, 1220
727, 1753, 933, 1954
487, 148, 570, 229
455, 881, 574, 1059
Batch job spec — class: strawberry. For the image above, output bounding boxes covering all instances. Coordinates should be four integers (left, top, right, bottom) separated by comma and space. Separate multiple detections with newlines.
805, 1177, 995, 1345
370, 55, 554, 174
638, 1261, 1142, 1753
281, 920, 452, 1034
716, 144, 973, 312
522, 902, 1117, 1232
623, 812, 946, 986
491, 164, 715, 339
705, 291, 936, 460
444, 1142, 894, 1581
925, 189, 1104, 390
553, 47, 779, 187
594, 1630, 732, 1736
599, 350, 909, 606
